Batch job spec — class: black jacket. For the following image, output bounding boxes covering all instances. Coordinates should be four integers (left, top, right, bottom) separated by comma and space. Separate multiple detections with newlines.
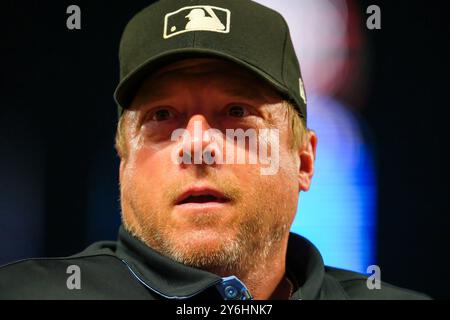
0, 226, 429, 300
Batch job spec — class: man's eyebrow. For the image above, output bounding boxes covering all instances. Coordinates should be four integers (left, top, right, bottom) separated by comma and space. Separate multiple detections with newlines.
136, 81, 281, 104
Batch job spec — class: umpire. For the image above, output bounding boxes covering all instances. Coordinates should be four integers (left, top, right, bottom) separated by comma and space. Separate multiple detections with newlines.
0, 0, 430, 300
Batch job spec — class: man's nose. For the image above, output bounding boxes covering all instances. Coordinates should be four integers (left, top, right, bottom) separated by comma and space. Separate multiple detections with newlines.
178, 114, 221, 165
186, 114, 212, 149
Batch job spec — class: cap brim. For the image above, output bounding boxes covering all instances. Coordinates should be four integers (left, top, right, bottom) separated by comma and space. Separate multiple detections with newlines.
114, 48, 300, 116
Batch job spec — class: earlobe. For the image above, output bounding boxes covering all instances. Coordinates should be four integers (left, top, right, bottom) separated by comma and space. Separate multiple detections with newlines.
298, 130, 318, 192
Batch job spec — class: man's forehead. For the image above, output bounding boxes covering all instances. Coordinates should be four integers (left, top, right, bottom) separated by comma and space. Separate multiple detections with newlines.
139, 57, 281, 98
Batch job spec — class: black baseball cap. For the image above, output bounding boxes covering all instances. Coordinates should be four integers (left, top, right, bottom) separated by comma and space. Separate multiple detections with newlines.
114, 0, 307, 124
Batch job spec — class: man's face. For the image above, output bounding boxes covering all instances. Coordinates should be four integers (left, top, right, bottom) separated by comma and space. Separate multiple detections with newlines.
119, 58, 307, 273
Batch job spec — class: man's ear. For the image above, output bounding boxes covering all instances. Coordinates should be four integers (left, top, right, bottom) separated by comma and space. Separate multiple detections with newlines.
119, 160, 125, 184
119, 156, 130, 190
298, 130, 318, 192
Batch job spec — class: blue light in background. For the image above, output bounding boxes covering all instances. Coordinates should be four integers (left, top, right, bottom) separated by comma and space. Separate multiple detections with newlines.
253, 0, 377, 274
291, 95, 377, 274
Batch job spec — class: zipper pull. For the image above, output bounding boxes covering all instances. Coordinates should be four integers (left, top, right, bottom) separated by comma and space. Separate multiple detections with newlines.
215, 276, 253, 300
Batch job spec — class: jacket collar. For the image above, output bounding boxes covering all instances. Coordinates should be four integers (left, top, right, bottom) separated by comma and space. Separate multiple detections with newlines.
115, 226, 222, 299
115, 225, 326, 300
285, 232, 325, 300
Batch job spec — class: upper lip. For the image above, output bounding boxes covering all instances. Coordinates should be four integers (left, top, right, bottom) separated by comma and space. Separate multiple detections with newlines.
175, 186, 230, 205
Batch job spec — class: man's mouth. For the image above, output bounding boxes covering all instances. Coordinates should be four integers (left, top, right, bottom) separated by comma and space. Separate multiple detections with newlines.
175, 187, 231, 206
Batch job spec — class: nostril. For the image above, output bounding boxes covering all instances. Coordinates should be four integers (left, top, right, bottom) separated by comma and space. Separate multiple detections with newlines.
202, 148, 217, 165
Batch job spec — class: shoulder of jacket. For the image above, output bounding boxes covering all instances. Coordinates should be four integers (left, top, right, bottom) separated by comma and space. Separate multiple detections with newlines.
323, 266, 432, 300
0, 243, 131, 299
0, 242, 118, 273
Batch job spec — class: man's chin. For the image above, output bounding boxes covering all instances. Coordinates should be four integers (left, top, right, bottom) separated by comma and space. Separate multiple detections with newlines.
161, 230, 242, 270
172, 229, 232, 252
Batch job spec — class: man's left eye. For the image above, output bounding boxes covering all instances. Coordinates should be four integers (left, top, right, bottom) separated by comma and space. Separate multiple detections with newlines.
151, 108, 175, 122
227, 105, 250, 118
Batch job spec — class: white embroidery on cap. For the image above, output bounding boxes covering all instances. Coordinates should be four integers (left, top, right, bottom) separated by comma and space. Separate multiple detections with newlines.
163, 6, 231, 39
299, 78, 307, 104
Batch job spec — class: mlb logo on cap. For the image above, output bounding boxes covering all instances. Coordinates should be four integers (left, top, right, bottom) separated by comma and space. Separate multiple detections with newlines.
163, 5, 231, 39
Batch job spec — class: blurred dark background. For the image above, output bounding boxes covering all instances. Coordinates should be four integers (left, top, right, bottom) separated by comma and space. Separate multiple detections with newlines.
0, 0, 449, 299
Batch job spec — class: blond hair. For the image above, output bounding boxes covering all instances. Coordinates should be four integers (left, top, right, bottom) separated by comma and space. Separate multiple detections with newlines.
283, 101, 308, 150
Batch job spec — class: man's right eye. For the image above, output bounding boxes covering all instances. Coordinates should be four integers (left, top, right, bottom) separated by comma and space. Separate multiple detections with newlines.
150, 108, 175, 122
